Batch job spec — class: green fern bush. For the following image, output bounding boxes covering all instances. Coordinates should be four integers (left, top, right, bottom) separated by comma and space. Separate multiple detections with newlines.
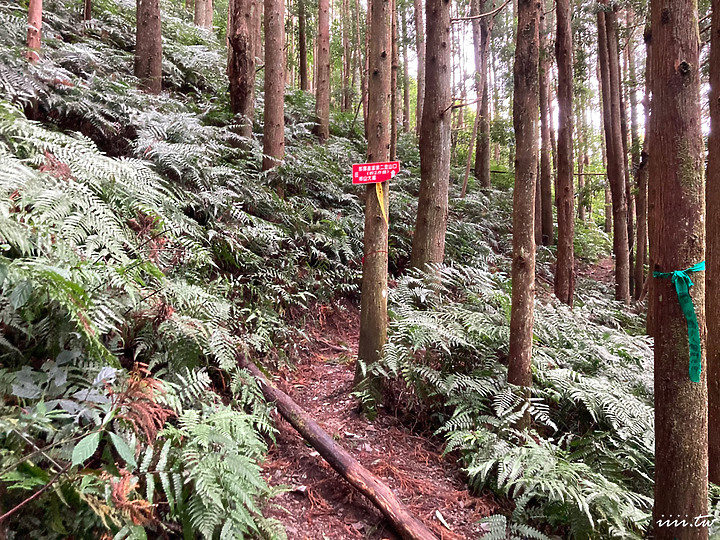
357, 264, 654, 538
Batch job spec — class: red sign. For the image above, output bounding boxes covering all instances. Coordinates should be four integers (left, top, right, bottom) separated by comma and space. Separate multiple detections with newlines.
352, 161, 400, 184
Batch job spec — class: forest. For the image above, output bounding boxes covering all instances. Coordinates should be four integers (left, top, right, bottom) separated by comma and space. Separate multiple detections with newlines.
0, 0, 717, 538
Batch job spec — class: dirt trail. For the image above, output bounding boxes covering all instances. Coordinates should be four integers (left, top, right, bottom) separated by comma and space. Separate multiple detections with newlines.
262, 301, 500, 540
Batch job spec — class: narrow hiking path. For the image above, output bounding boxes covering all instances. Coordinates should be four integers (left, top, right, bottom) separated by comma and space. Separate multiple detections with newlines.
261, 301, 502, 540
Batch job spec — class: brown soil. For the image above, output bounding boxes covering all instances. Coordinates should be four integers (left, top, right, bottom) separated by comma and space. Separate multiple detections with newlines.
578, 256, 615, 284
262, 300, 501, 540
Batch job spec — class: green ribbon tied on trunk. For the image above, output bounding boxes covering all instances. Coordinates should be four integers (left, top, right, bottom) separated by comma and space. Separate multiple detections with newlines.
653, 261, 705, 383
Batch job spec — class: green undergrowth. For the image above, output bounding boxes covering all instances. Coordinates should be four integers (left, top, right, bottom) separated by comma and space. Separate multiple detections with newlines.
0, 0, 700, 539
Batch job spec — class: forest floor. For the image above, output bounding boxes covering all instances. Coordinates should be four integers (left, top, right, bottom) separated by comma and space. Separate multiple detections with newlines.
261, 300, 503, 540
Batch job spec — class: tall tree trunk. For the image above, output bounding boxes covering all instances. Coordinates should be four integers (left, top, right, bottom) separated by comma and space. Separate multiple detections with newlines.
205, 0, 213, 28
535, 161, 543, 245
402, 10, 410, 133
27, 0, 42, 63
634, 26, 651, 301
135, 0, 162, 94
194, 0, 208, 26
298, 0, 309, 91
228, 0, 256, 137
707, 0, 720, 487
471, 0, 491, 189
649, 0, 707, 536
576, 103, 586, 221
554, 0, 574, 305
83, 0, 91, 21
538, 10, 553, 247
342, 0, 352, 111
315, 0, 330, 142
410, 0, 451, 268
263, 0, 285, 170
597, 4, 630, 303
357, 0, 368, 134
355, 0, 392, 404
475, 75, 491, 188
390, 0, 399, 159
507, 0, 540, 430
413, 0, 425, 136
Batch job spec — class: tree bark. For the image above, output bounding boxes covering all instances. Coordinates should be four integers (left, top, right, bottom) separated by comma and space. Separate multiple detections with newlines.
194, 0, 208, 26
507, 0, 540, 430
355, 0, 392, 403
475, 75, 491, 189
597, 4, 630, 303
228, 0, 256, 137
135, 0, 162, 94
554, 0, 574, 305
649, 1, 708, 537
298, 0, 309, 91
470, 0, 491, 190
634, 26, 651, 302
410, 0, 451, 268
27, 0, 42, 63
205, 0, 213, 28
708, 0, 720, 487
240, 358, 438, 540
390, 0, 399, 159
413, 0, 425, 136
342, 0, 352, 111
538, 9, 553, 247
357, 0, 368, 135
315, 0, 330, 142
402, 10, 410, 133
83, 0, 91, 21
263, 0, 285, 170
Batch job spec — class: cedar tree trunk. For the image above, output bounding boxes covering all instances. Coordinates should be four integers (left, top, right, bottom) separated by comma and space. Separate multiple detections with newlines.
413, 0, 425, 136
298, 0, 309, 91
708, 0, 720, 486
507, 0, 540, 430
27, 0, 42, 63
538, 10, 553, 246
315, 0, 331, 142
554, 0, 574, 305
410, 0, 451, 268
597, 5, 630, 302
228, 0, 256, 138
649, 0, 708, 537
355, 0, 392, 403
135, 0, 162, 94
262, 0, 285, 170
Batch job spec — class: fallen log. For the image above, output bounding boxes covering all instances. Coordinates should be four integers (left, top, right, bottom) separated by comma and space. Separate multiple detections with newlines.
239, 357, 439, 540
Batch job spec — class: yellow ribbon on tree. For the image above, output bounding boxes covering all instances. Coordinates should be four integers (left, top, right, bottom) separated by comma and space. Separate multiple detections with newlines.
375, 182, 388, 227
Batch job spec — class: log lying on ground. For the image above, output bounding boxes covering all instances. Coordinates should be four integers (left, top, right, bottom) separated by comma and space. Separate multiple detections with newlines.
239, 357, 439, 540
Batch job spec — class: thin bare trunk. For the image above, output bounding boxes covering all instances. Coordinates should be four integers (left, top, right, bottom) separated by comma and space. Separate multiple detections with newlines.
554, 0, 574, 305
538, 10, 553, 246
598, 4, 630, 303
315, 0, 330, 142
298, 0, 309, 91
83, 0, 91, 21
413, 0, 425, 136
135, 0, 163, 94
402, 10, 410, 133
342, 0, 352, 111
263, 0, 285, 170
390, 0, 399, 159
507, 0, 540, 431
410, 0, 452, 268
707, 0, 720, 487
27, 0, 42, 63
